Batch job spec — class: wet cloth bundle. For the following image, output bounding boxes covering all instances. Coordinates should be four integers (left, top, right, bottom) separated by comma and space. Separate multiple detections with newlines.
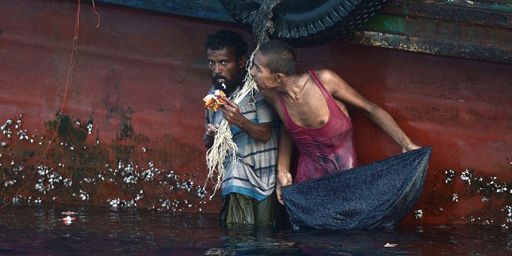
282, 147, 431, 230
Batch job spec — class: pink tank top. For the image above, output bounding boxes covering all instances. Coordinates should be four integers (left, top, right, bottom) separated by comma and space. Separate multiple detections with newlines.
277, 70, 358, 184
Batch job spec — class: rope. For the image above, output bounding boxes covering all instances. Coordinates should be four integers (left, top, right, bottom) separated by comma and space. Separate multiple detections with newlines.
203, 0, 283, 199
204, 48, 259, 199
0, 0, 101, 210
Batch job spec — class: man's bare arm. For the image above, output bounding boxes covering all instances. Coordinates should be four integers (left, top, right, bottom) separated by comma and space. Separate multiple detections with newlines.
276, 125, 293, 204
220, 97, 272, 143
319, 69, 420, 152
260, 90, 292, 204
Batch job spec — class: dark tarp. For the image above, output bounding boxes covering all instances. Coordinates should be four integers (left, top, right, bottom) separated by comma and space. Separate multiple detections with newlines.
282, 147, 432, 230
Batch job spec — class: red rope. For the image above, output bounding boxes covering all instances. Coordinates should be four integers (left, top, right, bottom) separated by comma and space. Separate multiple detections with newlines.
92, 0, 101, 28
0, 0, 101, 211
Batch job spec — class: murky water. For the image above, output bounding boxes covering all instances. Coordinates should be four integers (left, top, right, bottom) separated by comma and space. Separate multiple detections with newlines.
0, 204, 511, 255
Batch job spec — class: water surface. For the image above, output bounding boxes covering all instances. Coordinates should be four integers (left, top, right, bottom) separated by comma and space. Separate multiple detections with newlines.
0, 204, 510, 255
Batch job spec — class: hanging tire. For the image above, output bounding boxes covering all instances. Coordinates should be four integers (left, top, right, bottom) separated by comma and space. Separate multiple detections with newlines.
219, 0, 387, 46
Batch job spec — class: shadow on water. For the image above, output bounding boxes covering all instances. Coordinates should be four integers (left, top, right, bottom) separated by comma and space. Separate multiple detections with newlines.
0, 204, 511, 255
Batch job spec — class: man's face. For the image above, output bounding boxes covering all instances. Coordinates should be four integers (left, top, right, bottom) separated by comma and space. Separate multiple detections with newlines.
206, 47, 245, 91
250, 52, 276, 91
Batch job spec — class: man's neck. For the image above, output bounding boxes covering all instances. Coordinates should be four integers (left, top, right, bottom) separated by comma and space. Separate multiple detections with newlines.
282, 74, 308, 101
223, 79, 243, 97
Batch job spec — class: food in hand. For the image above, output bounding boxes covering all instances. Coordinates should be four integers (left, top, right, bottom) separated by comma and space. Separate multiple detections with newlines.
203, 90, 226, 111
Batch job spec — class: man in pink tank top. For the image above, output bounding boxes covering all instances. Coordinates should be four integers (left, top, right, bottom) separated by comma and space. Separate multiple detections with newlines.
250, 40, 420, 204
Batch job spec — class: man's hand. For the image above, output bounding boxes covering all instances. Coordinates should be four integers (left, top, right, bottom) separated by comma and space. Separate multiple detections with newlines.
402, 143, 421, 153
276, 171, 293, 205
220, 97, 244, 126
204, 124, 218, 148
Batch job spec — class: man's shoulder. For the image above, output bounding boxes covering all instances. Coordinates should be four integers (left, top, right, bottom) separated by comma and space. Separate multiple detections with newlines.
315, 69, 339, 80
313, 69, 347, 93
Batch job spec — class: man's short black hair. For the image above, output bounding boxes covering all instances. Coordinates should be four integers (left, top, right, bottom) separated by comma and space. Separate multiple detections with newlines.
258, 40, 296, 75
205, 30, 248, 59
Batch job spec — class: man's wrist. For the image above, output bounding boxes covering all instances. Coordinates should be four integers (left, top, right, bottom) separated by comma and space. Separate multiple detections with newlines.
235, 116, 248, 129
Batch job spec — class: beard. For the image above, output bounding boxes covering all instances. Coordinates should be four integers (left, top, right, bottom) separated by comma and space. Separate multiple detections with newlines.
212, 74, 246, 93
212, 74, 229, 90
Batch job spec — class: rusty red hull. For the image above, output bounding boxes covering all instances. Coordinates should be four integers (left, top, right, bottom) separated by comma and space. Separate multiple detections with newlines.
1, 0, 511, 226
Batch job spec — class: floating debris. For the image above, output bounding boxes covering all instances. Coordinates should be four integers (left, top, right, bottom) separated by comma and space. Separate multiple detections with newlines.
384, 243, 398, 248
62, 215, 75, 225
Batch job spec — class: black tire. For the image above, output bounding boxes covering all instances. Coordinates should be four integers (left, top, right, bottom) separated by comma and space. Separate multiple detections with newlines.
219, 0, 387, 46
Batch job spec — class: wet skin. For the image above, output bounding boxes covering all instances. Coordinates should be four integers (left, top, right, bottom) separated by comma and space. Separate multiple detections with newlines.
206, 47, 245, 96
